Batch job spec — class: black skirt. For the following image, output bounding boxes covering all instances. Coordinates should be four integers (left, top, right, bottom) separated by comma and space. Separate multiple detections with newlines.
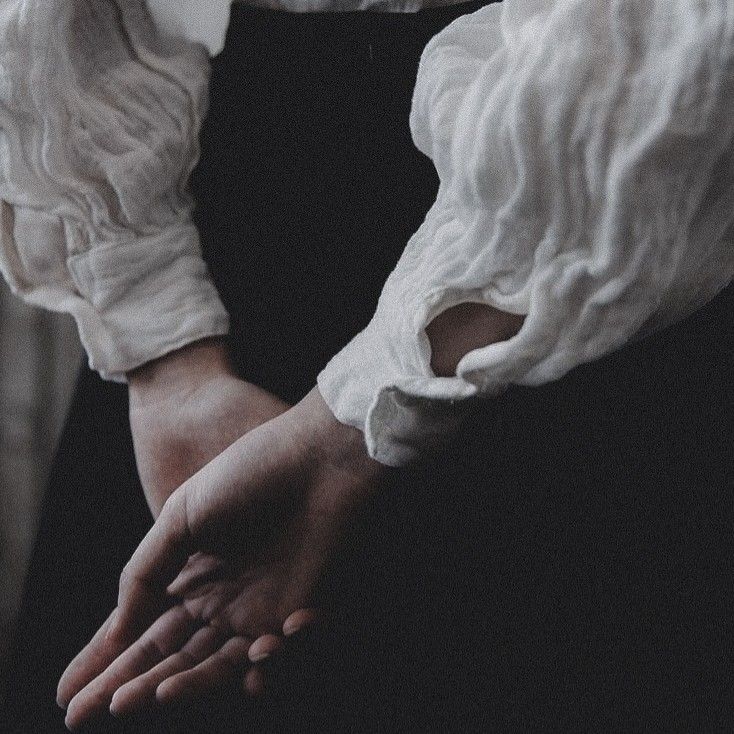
4, 3, 734, 732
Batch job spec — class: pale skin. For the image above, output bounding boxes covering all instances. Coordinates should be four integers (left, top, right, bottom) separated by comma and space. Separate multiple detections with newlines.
57, 303, 524, 731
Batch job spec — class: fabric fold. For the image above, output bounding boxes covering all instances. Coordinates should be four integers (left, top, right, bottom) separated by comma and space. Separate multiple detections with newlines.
0, 0, 228, 379
319, 0, 734, 465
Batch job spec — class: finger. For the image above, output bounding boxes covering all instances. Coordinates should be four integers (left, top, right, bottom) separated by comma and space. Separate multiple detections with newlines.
57, 610, 120, 710
65, 606, 196, 731
110, 624, 224, 718
111, 489, 194, 644
166, 553, 224, 598
282, 608, 321, 636
243, 667, 266, 697
248, 634, 283, 663
242, 611, 323, 700
156, 636, 252, 704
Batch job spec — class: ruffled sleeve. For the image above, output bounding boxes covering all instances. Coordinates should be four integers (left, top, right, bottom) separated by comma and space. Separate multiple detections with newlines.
145, 0, 232, 56
318, 0, 734, 466
0, 0, 229, 381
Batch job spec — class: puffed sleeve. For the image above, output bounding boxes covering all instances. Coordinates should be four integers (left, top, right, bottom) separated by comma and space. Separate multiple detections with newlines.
318, 0, 734, 466
0, 0, 229, 381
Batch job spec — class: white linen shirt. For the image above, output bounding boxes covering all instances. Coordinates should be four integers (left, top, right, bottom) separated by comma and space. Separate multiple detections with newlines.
147, 0, 457, 57
0, 0, 732, 466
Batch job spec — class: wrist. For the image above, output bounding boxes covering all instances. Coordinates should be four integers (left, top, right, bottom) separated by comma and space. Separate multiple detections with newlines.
298, 387, 386, 485
426, 303, 525, 377
127, 338, 235, 408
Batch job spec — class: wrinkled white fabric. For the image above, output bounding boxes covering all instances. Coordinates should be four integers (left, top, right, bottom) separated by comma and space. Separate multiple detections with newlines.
317, 0, 734, 465
0, 0, 732, 466
146, 0, 233, 55
0, 0, 229, 380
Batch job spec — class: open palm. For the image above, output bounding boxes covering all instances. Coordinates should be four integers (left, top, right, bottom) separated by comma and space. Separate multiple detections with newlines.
59, 389, 381, 731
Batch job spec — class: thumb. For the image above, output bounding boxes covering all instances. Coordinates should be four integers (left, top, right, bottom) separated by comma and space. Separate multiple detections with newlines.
108, 486, 194, 645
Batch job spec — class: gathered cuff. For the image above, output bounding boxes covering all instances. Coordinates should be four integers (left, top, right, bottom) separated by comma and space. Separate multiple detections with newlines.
66, 223, 229, 381
317, 306, 481, 467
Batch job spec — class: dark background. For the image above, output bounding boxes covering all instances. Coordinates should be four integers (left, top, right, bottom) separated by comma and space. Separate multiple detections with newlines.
2, 2, 733, 731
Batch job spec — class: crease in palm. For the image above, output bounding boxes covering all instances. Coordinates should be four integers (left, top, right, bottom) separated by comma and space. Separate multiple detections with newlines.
58, 380, 372, 732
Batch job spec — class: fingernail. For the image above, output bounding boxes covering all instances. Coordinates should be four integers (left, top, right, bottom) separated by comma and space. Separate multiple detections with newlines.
109, 696, 121, 718
282, 621, 299, 636
156, 682, 174, 705
250, 650, 271, 663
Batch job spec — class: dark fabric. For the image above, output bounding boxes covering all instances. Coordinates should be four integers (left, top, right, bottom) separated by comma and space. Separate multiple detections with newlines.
3, 2, 734, 732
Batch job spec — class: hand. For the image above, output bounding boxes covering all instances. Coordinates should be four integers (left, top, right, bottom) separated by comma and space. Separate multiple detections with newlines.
57, 337, 313, 720
58, 388, 384, 731
127, 338, 289, 517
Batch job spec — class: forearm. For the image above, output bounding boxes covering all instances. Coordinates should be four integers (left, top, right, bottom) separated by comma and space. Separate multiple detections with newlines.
426, 304, 524, 378
127, 337, 234, 407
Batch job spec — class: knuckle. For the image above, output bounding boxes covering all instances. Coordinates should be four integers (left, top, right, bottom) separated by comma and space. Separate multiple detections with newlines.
119, 564, 129, 584
221, 638, 249, 668
139, 635, 168, 666
177, 649, 197, 670
161, 488, 192, 541
118, 564, 135, 594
